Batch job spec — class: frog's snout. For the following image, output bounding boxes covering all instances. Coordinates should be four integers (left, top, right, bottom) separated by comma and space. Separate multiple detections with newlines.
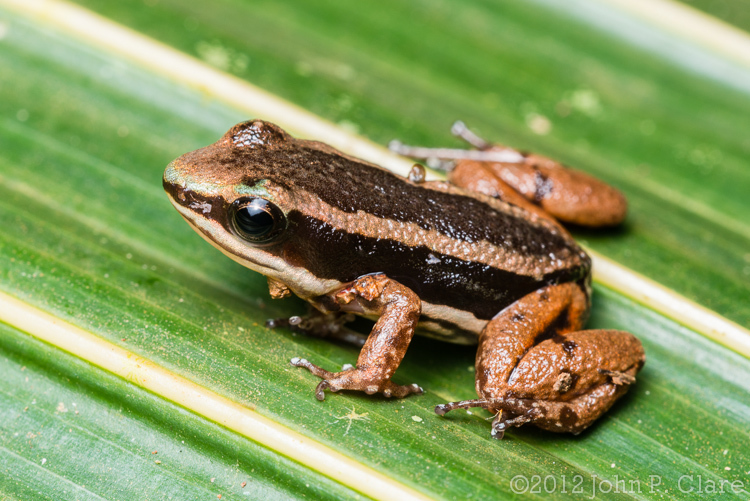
163, 159, 182, 188
163, 155, 198, 196
163, 157, 192, 207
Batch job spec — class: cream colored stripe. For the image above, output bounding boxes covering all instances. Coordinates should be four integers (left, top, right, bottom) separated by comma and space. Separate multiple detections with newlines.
599, 0, 750, 69
590, 250, 750, 358
0, 291, 430, 501
290, 190, 573, 279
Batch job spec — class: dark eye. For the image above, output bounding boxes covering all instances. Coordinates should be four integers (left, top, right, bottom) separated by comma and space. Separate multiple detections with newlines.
231, 198, 286, 243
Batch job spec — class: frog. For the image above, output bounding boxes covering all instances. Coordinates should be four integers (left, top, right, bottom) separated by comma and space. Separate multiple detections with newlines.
163, 119, 645, 438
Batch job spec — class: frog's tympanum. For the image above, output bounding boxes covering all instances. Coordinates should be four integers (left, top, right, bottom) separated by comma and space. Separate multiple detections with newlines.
164, 120, 645, 438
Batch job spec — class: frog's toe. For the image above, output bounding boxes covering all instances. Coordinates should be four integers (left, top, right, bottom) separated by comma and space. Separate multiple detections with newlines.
314, 380, 332, 401
321, 373, 422, 399
290, 358, 338, 400
381, 382, 423, 398
479, 383, 631, 435
290, 357, 335, 380
490, 409, 538, 439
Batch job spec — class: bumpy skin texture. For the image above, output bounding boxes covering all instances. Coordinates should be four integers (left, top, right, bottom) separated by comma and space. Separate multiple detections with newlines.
450, 149, 628, 227
163, 120, 645, 438
470, 282, 644, 437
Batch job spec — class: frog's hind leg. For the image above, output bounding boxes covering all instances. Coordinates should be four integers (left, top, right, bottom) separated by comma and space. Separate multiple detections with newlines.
450, 121, 628, 227
391, 122, 627, 227
435, 282, 645, 438
450, 153, 627, 227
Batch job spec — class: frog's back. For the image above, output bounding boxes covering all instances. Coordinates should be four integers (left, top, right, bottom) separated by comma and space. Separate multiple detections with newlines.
235, 135, 587, 339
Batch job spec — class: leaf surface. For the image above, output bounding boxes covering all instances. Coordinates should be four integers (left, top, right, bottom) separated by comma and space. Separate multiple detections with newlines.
1, 1, 749, 499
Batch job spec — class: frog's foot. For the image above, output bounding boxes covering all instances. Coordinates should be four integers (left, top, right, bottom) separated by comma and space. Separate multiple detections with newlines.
434, 397, 536, 439
434, 397, 493, 416
490, 410, 535, 440
291, 274, 424, 401
388, 121, 525, 172
488, 375, 639, 437
290, 357, 423, 400
267, 311, 366, 348
435, 372, 639, 439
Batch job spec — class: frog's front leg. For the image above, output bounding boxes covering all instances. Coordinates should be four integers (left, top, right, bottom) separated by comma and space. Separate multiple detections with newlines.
436, 282, 645, 438
291, 273, 424, 400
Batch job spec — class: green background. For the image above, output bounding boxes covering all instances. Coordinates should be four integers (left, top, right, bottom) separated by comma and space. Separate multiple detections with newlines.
1, 1, 749, 499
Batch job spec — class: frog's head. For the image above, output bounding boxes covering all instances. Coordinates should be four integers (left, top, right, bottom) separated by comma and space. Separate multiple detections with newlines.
163, 120, 338, 296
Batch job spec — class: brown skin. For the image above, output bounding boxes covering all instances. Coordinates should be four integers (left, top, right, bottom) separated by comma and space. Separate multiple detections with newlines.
450, 149, 628, 227
164, 120, 644, 438
452, 282, 644, 437
448, 159, 562, 227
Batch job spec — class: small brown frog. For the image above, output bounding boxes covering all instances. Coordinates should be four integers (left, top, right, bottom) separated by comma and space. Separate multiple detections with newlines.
164, 120, 645, 438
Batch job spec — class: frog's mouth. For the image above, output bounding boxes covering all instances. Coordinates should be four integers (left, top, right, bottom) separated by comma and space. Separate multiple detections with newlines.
167, 197, 279, 272
167, 197, 342, 298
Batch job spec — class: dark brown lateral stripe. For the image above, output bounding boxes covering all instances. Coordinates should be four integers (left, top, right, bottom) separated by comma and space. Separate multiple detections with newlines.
220, 141, 575, 258
286, 212, 589, 320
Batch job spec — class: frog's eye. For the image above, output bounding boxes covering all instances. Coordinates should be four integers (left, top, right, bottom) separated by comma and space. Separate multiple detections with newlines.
231, 198, 286, 244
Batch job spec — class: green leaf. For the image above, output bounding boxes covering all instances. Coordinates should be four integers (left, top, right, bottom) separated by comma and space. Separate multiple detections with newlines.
0, 323, 358, 500
1, 1, 749, 500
